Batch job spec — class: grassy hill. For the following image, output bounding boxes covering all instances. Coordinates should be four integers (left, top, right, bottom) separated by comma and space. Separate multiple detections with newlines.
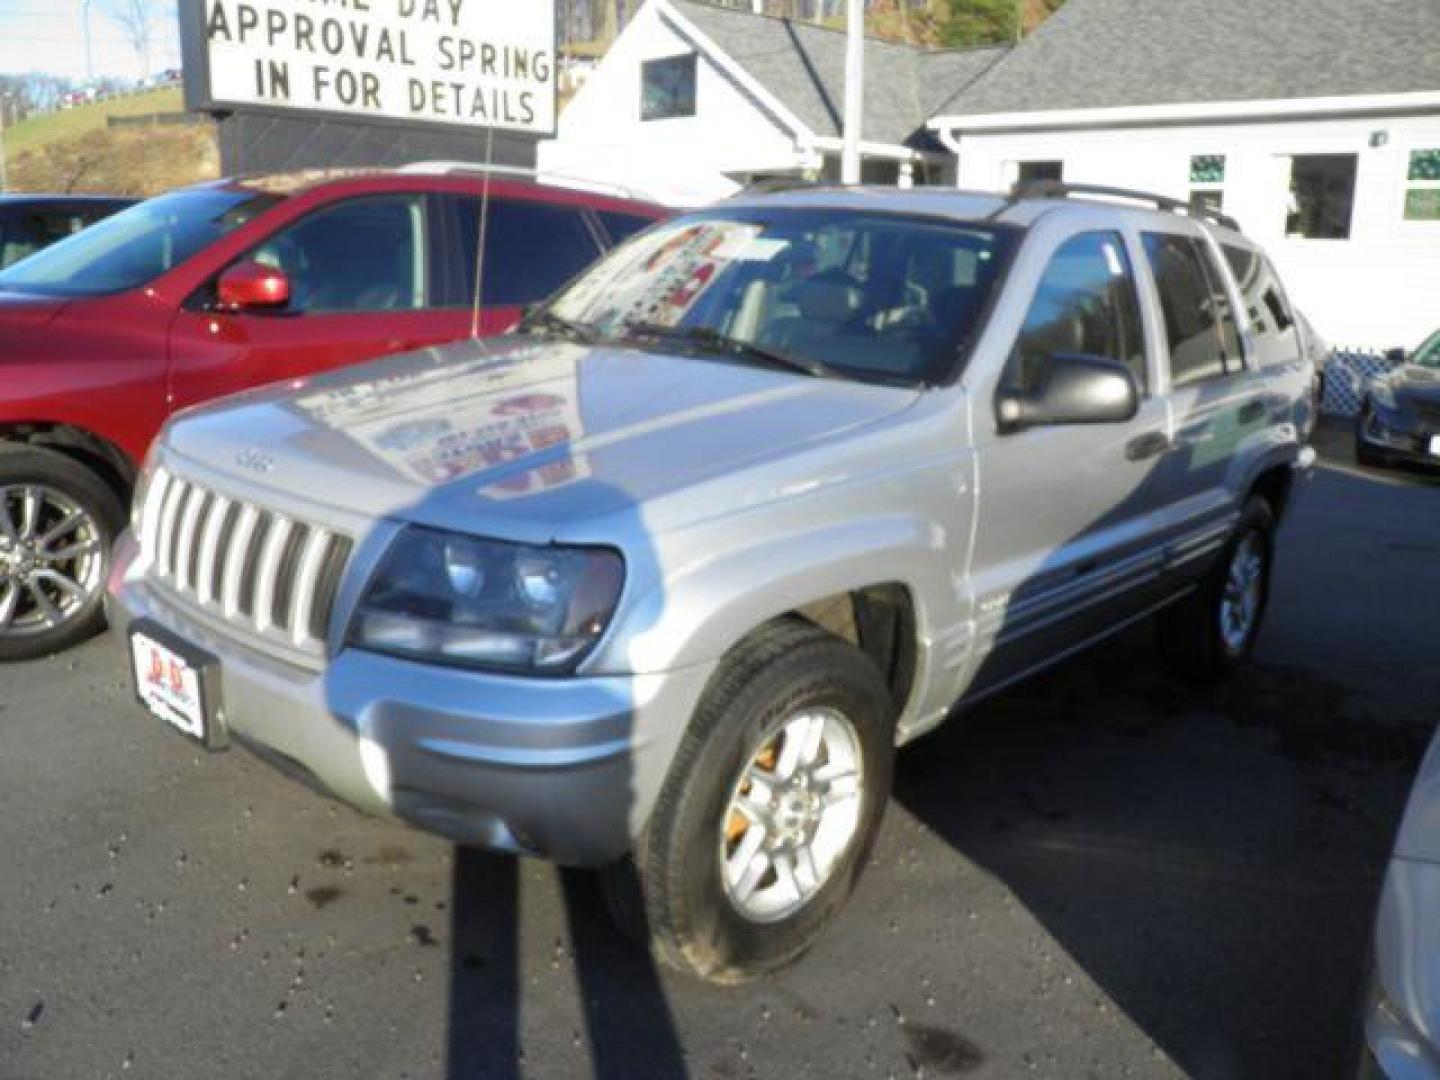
5, 88, 184, 156
3, 88, 219, 196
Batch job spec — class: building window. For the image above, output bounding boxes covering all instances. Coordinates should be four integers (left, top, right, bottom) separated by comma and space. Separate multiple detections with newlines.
1190, 155, 1226, 184
1016, 160, 1063, 185
1189, 154, 1225, 218
641, 54, 696, 121
1285, 154, 1357, 239
1404, 149, 1440, 221
1189, 190, 1224, 218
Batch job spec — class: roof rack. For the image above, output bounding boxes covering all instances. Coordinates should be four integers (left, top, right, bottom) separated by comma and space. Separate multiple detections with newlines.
1010, 179, 1243, 234
396, 161, 655, 203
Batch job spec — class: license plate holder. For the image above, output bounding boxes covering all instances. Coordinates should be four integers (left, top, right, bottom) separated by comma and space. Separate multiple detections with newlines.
130, 621, 228, 751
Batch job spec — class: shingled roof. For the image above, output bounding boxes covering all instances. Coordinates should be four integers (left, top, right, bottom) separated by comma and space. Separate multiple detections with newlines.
934, 0, 1440, 119
670, 0, 1006, 147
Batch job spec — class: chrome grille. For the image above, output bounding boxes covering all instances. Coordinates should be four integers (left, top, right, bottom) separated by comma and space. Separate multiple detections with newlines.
140, 468, 352, 651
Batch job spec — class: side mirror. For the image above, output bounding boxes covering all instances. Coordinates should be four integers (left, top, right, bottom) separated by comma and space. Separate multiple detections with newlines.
217, 260, 291, 312
997, 353, 1140, 433
1384, 347, 1408, 366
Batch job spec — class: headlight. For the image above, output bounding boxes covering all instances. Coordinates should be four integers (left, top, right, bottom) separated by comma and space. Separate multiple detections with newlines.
1370, 380, 1399, 412
349, 527, 624, 674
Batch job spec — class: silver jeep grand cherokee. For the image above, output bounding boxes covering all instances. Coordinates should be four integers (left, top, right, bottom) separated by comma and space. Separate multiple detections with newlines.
108, 184, 1317, 982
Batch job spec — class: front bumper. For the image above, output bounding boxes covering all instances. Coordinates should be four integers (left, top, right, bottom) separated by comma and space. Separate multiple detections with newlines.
1357, 410, 1440, 469
106, 533, 715, 866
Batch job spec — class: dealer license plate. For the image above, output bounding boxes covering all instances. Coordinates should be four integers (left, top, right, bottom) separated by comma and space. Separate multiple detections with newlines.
131, 631, 208, 741
1429, 435, 1440, 457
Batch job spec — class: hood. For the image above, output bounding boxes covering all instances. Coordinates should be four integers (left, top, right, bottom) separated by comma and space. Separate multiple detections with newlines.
1387, 363, 1440, 407
164, 337, 920, 543
0, 290, 68, 332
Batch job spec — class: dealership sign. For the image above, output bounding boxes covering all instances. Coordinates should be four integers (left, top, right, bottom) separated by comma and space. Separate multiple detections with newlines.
186, 0, 555, 135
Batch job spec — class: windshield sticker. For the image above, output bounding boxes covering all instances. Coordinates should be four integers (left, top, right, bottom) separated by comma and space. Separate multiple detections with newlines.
712, 236, 787, 262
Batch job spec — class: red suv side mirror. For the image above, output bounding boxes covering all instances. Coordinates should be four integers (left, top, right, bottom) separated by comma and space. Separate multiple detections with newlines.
217, 260, 291, 312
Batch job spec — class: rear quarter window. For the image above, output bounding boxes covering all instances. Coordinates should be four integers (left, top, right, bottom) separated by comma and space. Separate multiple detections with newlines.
1222, 243, 1299, 368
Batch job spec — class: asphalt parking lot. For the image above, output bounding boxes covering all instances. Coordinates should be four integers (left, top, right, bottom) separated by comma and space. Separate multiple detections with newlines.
2, 422, 1437, 1080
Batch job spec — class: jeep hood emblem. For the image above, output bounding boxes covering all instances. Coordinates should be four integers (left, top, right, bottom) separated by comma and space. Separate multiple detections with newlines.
235, 448, 276, 474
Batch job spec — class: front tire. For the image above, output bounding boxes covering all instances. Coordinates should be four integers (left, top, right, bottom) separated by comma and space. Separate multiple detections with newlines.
606, 617, 896, 983
1355, 405, 1384, 468
1157, 496, 1274, 684
0, 445, 126, 662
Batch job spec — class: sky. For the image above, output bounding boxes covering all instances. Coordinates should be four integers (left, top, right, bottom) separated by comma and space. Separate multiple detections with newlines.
0, 0, 182, 82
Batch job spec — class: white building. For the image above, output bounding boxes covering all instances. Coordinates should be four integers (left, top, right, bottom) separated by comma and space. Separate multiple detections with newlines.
540, 0, 1002, 205
546, 0, 1440, 351
928, 0, 1440, 351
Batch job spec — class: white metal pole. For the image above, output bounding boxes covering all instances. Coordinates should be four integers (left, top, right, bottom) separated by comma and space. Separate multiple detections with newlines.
0, 96, 9, 194
840, 0, 863, 184
82, 0, 95, 85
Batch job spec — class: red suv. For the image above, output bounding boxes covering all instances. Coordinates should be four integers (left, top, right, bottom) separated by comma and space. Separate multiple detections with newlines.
0, 168, 666, 659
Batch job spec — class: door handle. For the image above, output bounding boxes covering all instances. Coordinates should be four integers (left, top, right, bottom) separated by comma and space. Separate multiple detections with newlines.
1238, 399, 1267, 424
1125, 431, 1172, 461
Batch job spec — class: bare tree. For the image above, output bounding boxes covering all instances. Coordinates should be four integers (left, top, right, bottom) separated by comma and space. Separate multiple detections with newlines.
101, 0, 163, 80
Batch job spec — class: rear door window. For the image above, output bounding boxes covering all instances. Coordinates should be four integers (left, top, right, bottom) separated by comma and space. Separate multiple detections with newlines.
0, 213, 40, 268
1007, 230, 1147, 396
1222, 243, 1298, 367
1142, 232, 1239, 387
448, 196, 602, 308
33, 210, 93, 246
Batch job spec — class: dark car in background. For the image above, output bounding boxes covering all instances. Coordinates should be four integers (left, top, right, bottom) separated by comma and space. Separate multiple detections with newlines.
1356, 327, 1440, 469
0, 195, 135, 270
0, 167, 666, 659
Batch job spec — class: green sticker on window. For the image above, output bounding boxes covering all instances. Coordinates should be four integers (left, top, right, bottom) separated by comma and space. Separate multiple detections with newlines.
1405, 188, 1440, 221
1409, 150, 1440, 182
1190, 155, 1226, 184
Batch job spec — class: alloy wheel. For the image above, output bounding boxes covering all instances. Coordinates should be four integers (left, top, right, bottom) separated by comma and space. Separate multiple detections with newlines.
0, 484, 105, 640
718, 707, 865, 923
1219, 531, 1265, 656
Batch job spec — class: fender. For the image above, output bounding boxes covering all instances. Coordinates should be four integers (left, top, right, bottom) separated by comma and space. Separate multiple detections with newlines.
587, 510, 962, 701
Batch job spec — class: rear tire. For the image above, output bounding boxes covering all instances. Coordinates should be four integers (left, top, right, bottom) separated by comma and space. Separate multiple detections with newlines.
604, 617, 895, 983
0, 444, 126, 662
1157, 496, 1274, 684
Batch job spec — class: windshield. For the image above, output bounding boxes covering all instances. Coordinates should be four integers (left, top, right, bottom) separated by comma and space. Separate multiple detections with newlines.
542, 207, 1015, 385
0, 188, 281, 297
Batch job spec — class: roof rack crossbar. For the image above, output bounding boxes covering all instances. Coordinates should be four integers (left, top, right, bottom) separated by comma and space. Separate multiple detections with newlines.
1010, 179, 1243, 234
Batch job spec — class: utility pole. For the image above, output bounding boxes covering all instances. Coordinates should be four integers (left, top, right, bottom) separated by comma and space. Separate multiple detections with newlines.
840, 0, 863, 184
0, 94, 10, 194
82, 0, 95, 85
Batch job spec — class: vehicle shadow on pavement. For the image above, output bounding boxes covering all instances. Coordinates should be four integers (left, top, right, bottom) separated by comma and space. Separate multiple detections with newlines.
891, 432, 1436, 1078
893, 619, 1426, 1078
444, 853, 688, 1080
285, 344, 690, 1079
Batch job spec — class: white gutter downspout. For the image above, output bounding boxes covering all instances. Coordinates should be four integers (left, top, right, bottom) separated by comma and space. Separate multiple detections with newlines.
934, 123, 964, 187
841, 0, 864, 183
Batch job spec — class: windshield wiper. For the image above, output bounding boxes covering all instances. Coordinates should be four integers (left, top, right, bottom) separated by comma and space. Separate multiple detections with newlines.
622, 321, 834, 380
518, 308, 599, 344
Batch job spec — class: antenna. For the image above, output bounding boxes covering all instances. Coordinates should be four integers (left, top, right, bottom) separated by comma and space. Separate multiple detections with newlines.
470, 124, 496, 340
